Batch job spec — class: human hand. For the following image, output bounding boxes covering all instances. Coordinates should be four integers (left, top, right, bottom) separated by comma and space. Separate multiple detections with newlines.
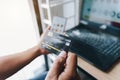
36, 26, 50, 55
45, 51, 81, 80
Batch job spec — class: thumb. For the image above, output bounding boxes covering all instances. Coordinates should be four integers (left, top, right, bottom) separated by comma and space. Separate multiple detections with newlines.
47, 51, 67, 76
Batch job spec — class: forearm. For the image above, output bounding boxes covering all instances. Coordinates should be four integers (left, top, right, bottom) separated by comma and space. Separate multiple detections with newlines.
0, 45, 40, 79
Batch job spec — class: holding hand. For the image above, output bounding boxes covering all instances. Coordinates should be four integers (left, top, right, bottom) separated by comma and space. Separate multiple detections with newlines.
45, 51, 81, 80
36, 26, 51, 55
0, 27, 51, 79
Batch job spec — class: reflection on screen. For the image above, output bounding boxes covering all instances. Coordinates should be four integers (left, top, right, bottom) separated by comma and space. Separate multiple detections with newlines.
82, 0, 120, 28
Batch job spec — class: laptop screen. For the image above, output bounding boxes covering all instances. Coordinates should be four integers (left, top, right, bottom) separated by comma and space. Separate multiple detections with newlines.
81, 0, 120, 28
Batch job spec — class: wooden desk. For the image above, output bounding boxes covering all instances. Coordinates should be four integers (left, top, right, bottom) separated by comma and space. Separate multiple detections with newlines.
77, 57, 120, 80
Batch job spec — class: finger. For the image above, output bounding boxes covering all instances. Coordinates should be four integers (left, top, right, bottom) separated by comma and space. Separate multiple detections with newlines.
40, 26, 50, 40
46, 51, 67, 77
64, 52, 77, 74
39, 48, 49, 54
39, 26, 50, 45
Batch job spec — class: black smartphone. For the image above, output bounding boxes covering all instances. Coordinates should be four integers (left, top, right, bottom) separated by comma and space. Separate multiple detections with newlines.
41, 30, 71, 54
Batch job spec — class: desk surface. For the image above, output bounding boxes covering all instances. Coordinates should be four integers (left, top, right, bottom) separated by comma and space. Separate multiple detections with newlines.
77, 57, 120, 80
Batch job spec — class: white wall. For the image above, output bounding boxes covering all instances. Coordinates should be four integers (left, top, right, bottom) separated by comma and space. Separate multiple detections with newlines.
0, 0, 39, 56
0, 0, 42, 79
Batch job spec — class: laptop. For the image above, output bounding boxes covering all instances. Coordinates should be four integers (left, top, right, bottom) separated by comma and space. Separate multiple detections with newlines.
66, 0, 120, 71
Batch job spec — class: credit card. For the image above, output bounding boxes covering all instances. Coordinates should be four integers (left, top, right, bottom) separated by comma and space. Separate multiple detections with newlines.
41, 30, 71, 54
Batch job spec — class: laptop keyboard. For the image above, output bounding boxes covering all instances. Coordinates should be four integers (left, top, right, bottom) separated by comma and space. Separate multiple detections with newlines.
68, 28, 120, 57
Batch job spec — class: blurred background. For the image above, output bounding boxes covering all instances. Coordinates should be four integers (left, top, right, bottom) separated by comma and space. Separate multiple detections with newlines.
0, 0, 44, 80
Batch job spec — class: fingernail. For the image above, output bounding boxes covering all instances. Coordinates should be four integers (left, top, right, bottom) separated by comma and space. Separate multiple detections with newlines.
59, 51, 67, 58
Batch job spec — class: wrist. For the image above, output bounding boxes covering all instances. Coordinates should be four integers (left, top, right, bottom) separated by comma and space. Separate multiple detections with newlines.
33, 45, 41, 57
34, 44, 48, 56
